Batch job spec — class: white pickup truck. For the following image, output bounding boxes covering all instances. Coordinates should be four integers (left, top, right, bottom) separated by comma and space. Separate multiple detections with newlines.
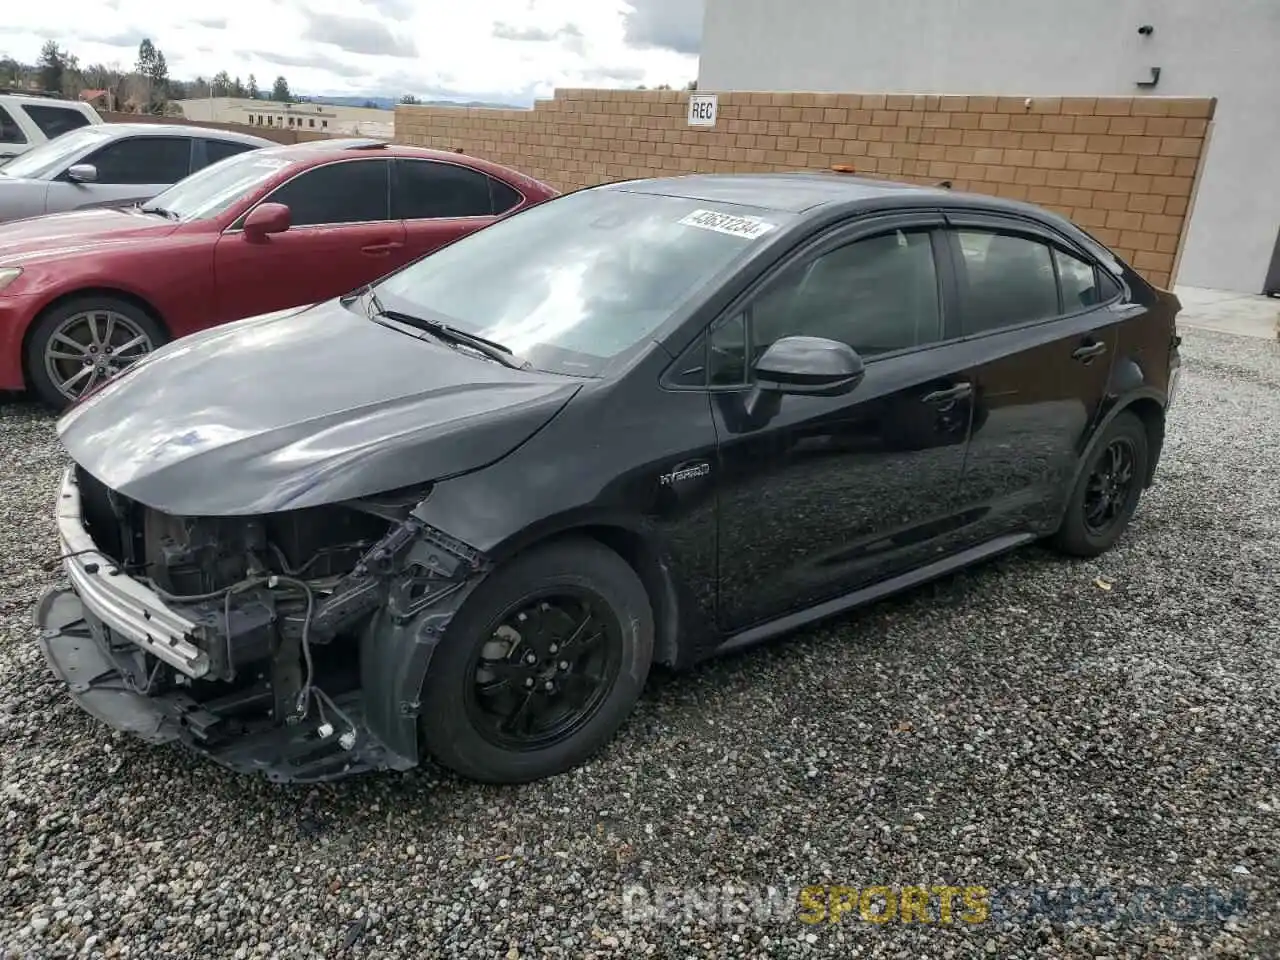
0, 90, 104, 165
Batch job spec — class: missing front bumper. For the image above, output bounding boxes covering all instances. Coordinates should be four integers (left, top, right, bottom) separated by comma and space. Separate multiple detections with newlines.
33, 584, 414, 783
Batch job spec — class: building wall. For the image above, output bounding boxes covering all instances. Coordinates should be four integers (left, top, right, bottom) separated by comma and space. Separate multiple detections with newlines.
175, 98, 393, 139
100, 111, 332, 145
396, 89, 1215, 290
698, 0, 1280, 294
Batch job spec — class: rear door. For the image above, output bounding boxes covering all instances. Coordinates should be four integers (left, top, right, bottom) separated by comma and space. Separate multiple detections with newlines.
45, 135, 194, 211
392, 158, 524, 260
194, 137, 261, 173
943, 213, 1129, 540
212, 157, 405, 322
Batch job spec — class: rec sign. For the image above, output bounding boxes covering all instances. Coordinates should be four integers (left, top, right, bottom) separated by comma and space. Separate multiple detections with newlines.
687, 93, 718, 128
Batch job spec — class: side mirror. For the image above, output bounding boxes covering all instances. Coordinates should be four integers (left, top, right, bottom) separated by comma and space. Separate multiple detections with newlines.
754, 335, 865, 397
66, 163, 98, 184
243, 202, 291, 239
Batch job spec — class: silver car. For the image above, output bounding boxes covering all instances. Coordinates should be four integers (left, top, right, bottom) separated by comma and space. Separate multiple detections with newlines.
0, 123, 275, 223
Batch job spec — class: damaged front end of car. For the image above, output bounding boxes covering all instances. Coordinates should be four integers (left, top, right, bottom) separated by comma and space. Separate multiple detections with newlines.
35, 464, 489, 783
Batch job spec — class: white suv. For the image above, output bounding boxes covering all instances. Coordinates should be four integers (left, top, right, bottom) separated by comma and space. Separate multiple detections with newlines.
0, 91, 104, 164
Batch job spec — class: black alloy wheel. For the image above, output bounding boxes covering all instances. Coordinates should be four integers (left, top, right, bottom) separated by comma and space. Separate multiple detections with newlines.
418, 537, 654, 784
465, 592, 623, 752
1082, 437, 1138, 537
1051, 409, 1150, 557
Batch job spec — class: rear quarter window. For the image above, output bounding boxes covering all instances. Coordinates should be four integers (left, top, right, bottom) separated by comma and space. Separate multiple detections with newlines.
23, 104, 92, 139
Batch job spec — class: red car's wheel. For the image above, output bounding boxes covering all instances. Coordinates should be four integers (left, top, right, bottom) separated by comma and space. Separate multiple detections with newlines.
25, 296, 168, 410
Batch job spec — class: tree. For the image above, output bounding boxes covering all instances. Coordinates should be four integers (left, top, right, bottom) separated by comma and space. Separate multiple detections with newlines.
38, 40, 66, 94
211, 70, 231, 96
247, 74, 259, 99
399, 93, 420, 105
135, 38, 157, 77
271, 75, 290, 102
686, 80, 698, 90
362, 99, 378, 109
231, 75, 245, 98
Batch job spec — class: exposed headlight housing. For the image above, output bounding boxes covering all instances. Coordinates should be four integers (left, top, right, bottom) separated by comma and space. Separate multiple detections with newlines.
0, 267, 22, 294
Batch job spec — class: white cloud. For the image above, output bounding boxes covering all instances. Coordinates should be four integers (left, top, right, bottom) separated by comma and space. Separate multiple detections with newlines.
0, 0, 701, 104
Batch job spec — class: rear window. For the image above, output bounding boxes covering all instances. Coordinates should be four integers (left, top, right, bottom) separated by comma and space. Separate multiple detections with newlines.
202, 138, 259, 169
24, 104, 92, 139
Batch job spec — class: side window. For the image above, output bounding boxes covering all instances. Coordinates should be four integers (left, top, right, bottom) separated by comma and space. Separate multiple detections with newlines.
955, 229, 1059, 335
1054, 247, 1103, 310
265, 159, 390, 226
394, 159, 501, 219
82, 137, 192, 184
751, 228, 943, 359
201, 139, 257, 169
490, 178, 523, 215
0, 105, 26, 144
24, 105, 91, 139
1097, 270, 1123, 301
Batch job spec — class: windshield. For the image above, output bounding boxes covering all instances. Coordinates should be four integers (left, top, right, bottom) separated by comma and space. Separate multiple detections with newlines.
0, 126, 115, 180
373, 189, 790, 376
141, 150, 292, 221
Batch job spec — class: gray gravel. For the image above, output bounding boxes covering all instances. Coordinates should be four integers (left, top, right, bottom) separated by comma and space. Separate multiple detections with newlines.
2, 326, 1278, 959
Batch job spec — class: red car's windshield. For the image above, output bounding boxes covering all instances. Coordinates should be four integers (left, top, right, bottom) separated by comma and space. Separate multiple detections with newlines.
141, 151, 294, 222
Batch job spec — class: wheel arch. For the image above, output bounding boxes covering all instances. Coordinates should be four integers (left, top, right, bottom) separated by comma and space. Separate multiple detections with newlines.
1080, 389, 1167, 490
483, 520, 689, 670
20, 286, 170, 389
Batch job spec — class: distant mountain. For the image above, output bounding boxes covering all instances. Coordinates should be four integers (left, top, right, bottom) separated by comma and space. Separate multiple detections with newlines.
302, 95, 526, 111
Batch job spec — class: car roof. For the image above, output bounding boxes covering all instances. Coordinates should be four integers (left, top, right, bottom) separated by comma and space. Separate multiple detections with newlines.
80, 123, 275, 146
608, 170, 1066, 224
243, 138, 550, 184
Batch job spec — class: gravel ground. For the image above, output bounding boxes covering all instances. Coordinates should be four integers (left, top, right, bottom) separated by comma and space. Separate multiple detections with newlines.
1, 326, 1277, 959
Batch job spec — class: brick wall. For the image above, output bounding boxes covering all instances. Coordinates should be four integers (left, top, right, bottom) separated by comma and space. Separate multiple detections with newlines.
101, 112, 334, 145
396, 90, 1217, 290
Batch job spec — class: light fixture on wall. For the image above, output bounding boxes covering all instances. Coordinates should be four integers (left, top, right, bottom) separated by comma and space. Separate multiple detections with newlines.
1138, 24, 1154, 36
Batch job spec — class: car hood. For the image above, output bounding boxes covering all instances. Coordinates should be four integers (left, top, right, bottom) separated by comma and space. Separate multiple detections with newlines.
0, 207, 178, 266
57, 300, 583, 516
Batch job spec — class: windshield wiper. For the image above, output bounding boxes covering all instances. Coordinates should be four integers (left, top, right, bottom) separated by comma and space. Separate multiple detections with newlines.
364, 287, 528, 370
139, 205, 179, 220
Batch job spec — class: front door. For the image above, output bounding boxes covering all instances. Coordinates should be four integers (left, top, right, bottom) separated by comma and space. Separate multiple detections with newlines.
708, 216, 976, 632
213, 157, 407, 322
46, 134, 194, 212
942, 218, 1129, 539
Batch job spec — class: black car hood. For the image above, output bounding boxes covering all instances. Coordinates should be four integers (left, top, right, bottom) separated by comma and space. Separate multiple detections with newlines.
57, 300, 581, 516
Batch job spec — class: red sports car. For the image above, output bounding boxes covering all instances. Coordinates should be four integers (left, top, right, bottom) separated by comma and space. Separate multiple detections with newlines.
0, 138, 557, 407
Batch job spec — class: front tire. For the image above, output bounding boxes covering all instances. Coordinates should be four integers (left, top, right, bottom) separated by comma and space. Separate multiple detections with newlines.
25, 296, 167, 410
1051, 410, 1150, 557
418, 538, 654, 784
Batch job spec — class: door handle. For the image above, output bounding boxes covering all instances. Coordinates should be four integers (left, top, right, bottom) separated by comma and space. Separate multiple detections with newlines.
1072, 340, 1108, 362
921, 383, 973, 405
361, 241, 403, 255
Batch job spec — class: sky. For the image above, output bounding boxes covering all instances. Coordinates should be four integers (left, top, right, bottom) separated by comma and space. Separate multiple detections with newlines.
0, 0, 703, 105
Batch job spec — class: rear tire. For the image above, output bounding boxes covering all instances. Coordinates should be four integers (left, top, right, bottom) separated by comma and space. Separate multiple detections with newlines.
1051, 410, 1149, 557
418, 538, 654, 784
25, 295, 167, 411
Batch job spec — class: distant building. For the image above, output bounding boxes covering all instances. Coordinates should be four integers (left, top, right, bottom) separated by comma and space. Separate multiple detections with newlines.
175, 97, 394, 139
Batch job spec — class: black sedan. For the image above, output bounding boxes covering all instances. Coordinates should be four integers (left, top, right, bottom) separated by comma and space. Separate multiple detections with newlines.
36, 171, 1182, 785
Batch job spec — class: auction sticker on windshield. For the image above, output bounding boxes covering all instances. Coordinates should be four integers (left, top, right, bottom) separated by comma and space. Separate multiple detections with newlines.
678, 209, 777, 240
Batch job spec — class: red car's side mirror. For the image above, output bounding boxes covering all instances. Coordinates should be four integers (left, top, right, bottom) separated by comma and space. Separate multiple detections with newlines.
243, 203, 291, 240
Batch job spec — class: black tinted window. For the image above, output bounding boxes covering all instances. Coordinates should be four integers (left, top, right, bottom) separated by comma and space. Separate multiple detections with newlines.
267, 159, 390, 226
84, 137, 192, 184
709, 314, 748, 385
752, 229, 943, 358
394, 159, 499, 219
0, 106, 26, 144
25, 105, 91, 139
490, 178, 522, 214
956, 230, 1059, 334
202, 139, 257, 169
1097, 270, 1123, 301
